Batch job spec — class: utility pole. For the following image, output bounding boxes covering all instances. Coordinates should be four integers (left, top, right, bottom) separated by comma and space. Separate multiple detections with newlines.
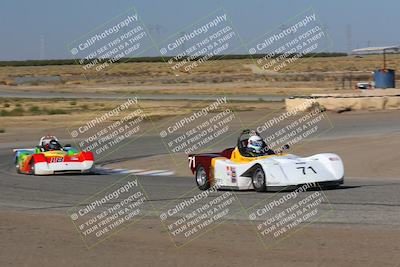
40, 35, 45, 60
346, 24, 352, 54
179, 31, 186, 56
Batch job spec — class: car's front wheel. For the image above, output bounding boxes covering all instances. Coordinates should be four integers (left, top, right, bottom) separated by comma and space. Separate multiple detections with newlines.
252, 166, 267, 192
15, 159, 21, 174
195, 165, 210, 190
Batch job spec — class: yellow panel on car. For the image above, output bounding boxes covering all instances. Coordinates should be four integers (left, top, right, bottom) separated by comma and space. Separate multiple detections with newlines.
230, 147, 287, 164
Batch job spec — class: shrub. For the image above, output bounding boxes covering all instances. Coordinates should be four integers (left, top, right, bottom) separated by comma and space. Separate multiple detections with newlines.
45, 108, 67, 115
0, 107, 24, 116
29, 106, 41, 114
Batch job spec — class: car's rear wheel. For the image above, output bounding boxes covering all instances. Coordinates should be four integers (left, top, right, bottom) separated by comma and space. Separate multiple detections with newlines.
252, 166, 267, 192
29, 158, 36, 175
82, 164, 95, 175
195, 165, 210, 190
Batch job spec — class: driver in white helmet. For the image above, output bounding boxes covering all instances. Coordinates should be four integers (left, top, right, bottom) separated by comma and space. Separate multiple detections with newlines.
246, 135, 264, 156
245, 134, 275, 157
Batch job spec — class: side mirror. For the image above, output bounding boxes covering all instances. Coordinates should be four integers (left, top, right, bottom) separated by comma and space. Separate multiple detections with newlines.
282, 144, 290, 150
278, 144, 290, 154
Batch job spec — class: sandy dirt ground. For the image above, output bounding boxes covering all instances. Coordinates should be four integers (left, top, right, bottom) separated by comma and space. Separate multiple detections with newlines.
1, 211, 399, 267
1, 109, 399, 267
1, 55, 399, 266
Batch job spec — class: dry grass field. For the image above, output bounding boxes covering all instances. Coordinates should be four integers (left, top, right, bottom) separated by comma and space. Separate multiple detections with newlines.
0, 97, 283, 138
0, 54, 397, 136
0, 54, 398, 96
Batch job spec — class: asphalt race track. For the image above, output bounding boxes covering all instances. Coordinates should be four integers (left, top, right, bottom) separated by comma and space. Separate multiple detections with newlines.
1, 111, 400, 228
0, 89, 285, 102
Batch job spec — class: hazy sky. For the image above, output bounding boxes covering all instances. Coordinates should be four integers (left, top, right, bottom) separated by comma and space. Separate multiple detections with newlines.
0, 0, 399, 60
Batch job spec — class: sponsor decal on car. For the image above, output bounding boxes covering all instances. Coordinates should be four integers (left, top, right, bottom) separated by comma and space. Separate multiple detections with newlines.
49, 157, 64, 163
231, 166, 237, 183
226, 166, 237, 183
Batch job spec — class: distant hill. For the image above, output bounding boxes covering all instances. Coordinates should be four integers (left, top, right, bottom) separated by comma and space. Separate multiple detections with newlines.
0, 52, 347, 67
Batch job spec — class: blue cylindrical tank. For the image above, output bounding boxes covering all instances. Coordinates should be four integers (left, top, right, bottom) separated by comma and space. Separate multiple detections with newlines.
374, 69, 395, 88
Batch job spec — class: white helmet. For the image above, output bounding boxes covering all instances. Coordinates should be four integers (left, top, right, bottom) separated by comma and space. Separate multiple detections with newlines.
247, 135, 263, 153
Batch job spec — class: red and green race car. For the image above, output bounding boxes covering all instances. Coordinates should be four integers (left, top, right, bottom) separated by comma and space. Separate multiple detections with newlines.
13, 136, 94, 175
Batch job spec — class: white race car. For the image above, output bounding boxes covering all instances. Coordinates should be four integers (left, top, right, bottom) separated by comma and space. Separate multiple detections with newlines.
188, 130, 344, 192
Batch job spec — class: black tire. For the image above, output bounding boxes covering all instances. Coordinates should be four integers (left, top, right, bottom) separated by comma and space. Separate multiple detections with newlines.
14, 158, 21, 174
322, 184, 341, 190
195, 165, 210, 190
82, 164, 96, 175
29, 158, 36, 175
252, 166, 267, 192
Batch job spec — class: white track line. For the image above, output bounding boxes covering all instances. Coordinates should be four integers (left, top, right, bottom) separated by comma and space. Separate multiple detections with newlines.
95, 167, 174, 176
